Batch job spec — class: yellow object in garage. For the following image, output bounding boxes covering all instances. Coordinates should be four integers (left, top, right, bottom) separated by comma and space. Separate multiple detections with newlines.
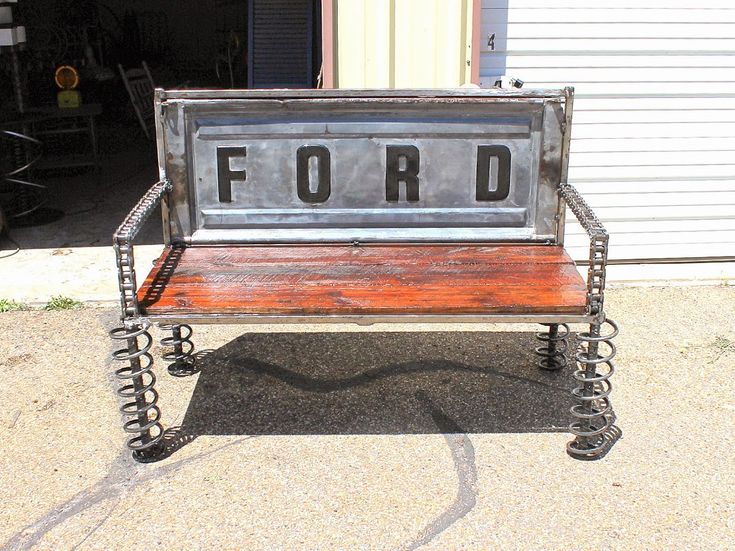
55, 65, 82, 108
57, 89, 82, 108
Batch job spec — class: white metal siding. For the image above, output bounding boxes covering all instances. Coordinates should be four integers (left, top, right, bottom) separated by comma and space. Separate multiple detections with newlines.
480, 0, 735, 262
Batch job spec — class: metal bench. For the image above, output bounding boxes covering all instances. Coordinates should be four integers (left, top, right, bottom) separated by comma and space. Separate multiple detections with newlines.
110, 87, 619, 462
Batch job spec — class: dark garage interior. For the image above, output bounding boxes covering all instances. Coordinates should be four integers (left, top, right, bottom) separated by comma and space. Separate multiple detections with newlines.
0, 0, 322, 248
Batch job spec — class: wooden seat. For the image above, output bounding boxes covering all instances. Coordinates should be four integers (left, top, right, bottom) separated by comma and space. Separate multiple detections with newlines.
137, 244, 587, 317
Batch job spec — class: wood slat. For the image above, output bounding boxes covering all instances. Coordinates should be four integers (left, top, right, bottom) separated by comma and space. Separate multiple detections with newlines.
137, 245, 587, 317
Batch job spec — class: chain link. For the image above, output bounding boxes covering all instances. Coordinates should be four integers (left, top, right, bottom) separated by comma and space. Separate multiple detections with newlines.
113, 180, 171, 320
559, 183, 609, 315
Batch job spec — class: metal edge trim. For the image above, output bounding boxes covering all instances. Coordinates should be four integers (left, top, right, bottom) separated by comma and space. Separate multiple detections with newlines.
136, 313, 593, 326
158, 88, 567, 101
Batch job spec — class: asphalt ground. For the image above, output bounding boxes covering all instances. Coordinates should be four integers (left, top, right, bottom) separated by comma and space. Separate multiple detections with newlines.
0, 285, 733, 550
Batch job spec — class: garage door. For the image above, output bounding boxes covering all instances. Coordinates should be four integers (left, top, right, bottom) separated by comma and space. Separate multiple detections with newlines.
480, 0, 735, 263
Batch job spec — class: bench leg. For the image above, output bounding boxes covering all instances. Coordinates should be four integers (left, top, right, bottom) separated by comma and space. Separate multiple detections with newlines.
567, 315, 621, 460
160, 324, 197, 377
109, 323, 165, 462
535, 323, 569, 371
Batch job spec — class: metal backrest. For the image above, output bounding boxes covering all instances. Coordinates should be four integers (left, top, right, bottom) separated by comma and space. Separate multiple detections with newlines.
156, 89, 571, 244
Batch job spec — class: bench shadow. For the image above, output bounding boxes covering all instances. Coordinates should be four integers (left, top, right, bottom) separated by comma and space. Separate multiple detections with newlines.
174, 331, 576, 443
139, 245, 183, 308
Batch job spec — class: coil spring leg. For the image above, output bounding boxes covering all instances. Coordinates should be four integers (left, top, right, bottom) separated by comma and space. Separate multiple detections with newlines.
535, 323, 570, 371
567, 316, 621, 460
110, 324, 165, 462
160, 324, 197, 377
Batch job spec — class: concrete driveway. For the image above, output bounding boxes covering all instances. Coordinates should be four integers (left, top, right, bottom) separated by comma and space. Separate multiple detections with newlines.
1, 286, 733, 550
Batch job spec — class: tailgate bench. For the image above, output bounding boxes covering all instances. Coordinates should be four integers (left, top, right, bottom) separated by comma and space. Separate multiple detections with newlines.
111, 88, 619, 462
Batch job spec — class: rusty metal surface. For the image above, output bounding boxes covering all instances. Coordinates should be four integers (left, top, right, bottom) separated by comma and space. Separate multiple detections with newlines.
155, 89, 568, 245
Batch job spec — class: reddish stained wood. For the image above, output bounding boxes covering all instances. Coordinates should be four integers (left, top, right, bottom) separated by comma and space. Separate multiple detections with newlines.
137, 244, 588, 316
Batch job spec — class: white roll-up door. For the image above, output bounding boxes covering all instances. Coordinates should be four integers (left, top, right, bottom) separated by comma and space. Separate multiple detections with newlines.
480, 0, 735, 263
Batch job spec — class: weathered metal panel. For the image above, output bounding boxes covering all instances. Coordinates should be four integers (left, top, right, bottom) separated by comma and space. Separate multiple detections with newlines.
156, 88, 568, 244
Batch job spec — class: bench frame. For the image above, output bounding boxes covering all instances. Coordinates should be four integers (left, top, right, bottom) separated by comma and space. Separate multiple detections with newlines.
110, 87, 620, 462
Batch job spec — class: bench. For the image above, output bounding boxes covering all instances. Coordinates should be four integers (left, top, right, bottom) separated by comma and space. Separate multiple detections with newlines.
110, 87, 620, 462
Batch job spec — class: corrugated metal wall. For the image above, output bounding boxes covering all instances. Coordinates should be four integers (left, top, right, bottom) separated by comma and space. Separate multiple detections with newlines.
332, 0, 474, 88
480, 0, 735, 263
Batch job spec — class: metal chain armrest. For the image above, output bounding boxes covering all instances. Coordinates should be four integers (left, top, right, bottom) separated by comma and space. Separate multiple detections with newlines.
113, 179, 172, 320
559, 183, 608, 316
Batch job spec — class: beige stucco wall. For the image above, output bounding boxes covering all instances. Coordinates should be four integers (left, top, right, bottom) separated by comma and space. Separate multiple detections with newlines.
332, 0, 475, 88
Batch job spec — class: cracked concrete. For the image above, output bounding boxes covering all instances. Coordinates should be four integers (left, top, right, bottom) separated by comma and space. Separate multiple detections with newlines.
0, 286, 734, 550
